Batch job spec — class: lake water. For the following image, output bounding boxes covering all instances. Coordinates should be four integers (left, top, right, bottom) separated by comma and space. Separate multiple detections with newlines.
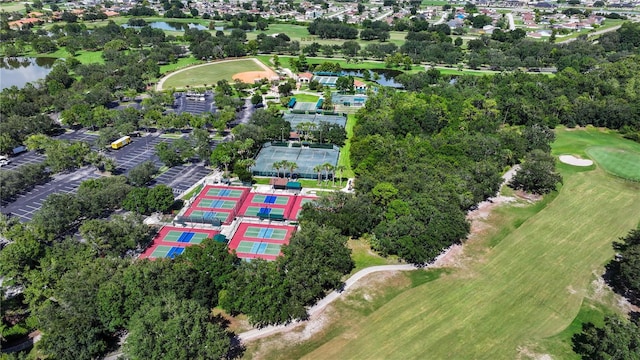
343, 69, 404, 88
0, 57, 56, 90
123, 21, 208, 31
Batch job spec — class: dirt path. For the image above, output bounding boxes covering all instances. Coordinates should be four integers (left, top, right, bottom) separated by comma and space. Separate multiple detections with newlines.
156, 58, 273, 91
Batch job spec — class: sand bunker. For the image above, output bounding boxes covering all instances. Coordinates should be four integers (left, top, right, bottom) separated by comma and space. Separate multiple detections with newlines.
559, 155, 593, 167
232, 70, 278, 83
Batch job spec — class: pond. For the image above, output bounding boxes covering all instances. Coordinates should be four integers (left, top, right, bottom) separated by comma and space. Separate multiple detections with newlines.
0, 57, 57, 90
342, 68, 404, 88
123, 21, 208, 31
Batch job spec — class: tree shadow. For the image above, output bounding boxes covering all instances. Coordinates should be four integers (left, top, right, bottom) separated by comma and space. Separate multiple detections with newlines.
212, 314, 245, 359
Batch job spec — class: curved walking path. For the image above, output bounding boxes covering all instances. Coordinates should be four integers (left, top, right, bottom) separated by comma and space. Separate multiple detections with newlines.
239, 166, 519, 343
156, 58, 274, 91
238, 264, 418, 342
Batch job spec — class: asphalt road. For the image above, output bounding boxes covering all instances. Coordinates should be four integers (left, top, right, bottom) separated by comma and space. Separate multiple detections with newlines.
0, 130, 212, 221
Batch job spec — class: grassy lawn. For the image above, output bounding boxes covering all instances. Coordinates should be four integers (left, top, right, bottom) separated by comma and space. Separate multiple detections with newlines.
555, 126, 640, 182
159, 133, 185, 139
246, 127, 640, 359
337, 114, 356, 179
420, 0, 449, 5
586, 147, 640, 182
181, 183, 203, 201
253, 177, 343, 190
159, 56, 201, 75
348, 239, 401, 274
0, 2, 25, 12
161, 59, 263, 89
434, 66, 499, 76
75, 50, 105, 64
292, 93, 319, 102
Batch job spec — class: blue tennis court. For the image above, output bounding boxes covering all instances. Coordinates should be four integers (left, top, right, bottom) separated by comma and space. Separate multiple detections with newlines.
149, 245, 185, 259
177, 232, 194, 243
167, 247, 185, 258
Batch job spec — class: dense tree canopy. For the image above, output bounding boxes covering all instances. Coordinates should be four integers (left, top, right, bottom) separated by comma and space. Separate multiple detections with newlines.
125, 295, 233, 360
606, 229, 640, 306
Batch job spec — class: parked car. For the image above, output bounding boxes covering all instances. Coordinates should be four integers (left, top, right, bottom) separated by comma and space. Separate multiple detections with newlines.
0, 155, 11, 167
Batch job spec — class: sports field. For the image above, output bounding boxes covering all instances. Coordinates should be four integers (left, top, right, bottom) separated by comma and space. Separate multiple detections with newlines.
248, 127, 640, 358
180, 185, 250, 225
161, 59, 263, 89
139, 226, 220, 259
228, 223, 296, 261
237, 193, 297, 220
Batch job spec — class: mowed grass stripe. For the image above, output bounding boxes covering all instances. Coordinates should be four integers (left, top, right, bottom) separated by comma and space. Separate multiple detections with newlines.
162, 59, 263, 89
305, 172, 640, 359
300, 138, 640, 358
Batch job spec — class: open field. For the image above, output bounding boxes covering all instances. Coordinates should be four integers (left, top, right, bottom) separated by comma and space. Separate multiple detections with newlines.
292, 93, 319, 102
159, 56, 201, 74
245, 127, 640, 359
161, 59, 263, 89
0, 1, 25, 12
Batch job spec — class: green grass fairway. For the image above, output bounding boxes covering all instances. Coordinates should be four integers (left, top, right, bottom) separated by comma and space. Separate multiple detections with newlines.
161, 59, 263, 89
586, 147, 640, 181
249, 128, 640, 359
555, 126, 640, 182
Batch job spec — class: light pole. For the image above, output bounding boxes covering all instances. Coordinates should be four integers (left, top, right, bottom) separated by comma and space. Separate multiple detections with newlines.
281, 127, 284, 143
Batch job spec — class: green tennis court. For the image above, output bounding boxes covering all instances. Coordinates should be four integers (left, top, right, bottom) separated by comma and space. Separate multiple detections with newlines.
187, 210, 230, 222
195, 198, 237, 209
243, 226, 288, 240
162, 230, 210, 244
251, 194, 290, 205
205, 188, 244, 198
244, 206, 285, 217
235, 241, 282, 255
150, 245, 185, 259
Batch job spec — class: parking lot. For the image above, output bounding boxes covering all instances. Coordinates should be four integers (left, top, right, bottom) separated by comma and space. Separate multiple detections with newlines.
2, 167, 100, 222
173, 91, 217, 115
1, 130, 213, 221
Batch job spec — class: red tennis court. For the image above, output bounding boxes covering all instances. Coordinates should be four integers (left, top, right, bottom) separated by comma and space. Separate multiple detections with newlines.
183, 185, 251, 224
139, 226, 220, 260
237, 193, 315, 220
228, 223, 297, 261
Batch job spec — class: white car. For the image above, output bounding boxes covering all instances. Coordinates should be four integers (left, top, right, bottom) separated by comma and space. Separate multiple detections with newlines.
0, 156, 11, 167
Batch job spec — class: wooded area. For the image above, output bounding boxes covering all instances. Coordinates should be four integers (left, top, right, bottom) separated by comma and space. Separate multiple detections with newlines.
1, 19, 640, 360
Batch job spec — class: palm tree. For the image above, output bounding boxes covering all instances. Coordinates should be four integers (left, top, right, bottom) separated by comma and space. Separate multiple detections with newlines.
322, 162, 334, 186
220, 154, 231, 178
313, 164, 323, 184
272, 160, 283, 178
335, 165, 345, 186
238, 158, 256, 172
288, 162, 298, 179
280, 160, 291, 178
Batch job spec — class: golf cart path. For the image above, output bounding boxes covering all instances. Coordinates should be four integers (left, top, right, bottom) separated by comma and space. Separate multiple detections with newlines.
238, 264, 418, 342
239, 166, 520, 343
156, 58, 272, 91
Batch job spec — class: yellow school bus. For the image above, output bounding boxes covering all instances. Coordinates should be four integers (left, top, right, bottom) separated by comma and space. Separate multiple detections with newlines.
111, 136, 132, 150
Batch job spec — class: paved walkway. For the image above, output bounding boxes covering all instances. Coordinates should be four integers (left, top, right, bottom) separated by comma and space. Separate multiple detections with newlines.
238, 264, 418, 342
